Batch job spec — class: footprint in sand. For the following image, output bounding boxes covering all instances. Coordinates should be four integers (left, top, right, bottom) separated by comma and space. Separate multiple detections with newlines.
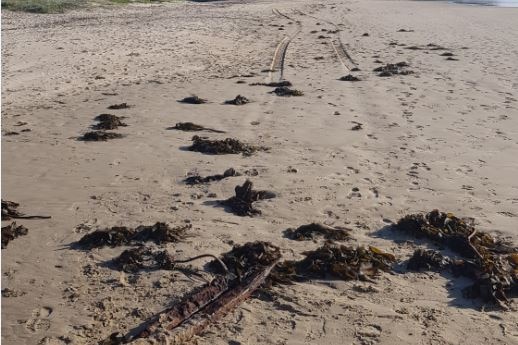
25, 306, 53, 332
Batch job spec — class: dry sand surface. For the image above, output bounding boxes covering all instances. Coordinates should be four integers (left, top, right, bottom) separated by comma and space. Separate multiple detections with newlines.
2, 0, 518, 344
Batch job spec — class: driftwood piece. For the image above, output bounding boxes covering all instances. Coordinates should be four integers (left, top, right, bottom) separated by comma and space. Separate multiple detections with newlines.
161, 262, 278, 344
133, 275, 229, 339
125, 260, 278, 344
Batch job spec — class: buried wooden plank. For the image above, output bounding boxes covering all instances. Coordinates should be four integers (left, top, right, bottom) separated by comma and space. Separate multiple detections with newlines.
132, 261, 278, 344
132, 275, 229, 339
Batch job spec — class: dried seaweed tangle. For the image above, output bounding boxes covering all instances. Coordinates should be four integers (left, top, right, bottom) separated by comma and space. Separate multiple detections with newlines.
396, 209, 518, 307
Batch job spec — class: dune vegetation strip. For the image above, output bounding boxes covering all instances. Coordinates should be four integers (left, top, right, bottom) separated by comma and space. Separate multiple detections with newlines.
1, 0, 181, 13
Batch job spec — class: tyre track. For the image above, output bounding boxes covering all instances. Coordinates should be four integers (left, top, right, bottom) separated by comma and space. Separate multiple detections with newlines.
294, 9, 357, 72
268, 9, 302, 82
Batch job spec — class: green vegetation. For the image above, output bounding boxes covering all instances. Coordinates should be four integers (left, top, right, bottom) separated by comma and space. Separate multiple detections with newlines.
1, 0, 85, 13
1, 0, 179, 13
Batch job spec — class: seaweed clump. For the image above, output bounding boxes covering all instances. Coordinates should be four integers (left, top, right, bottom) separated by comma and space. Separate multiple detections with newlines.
168, 122, 225, 133
272, 87, 304, 97
284, 223, 350, 241
395, 210, 518, 307
250, 81, 292, 87
2, 222, 29, 249
94, 114, 127, 130
212, 241, 282, 278
80, 131, 123, 141
113, 247, 176, 273
273, 243, 395, 285
188, 135, 265, 155
407, 249, 450, 271
107, 103, 130, 110
373, 62, 413, 77
179, 96, 207, 104
185, 168, 241, 185
75, 222, 190, 249
222, 180, 276, 216
2, 200, 51, 220
339, 74, 360, 82
224, 95, 250, 105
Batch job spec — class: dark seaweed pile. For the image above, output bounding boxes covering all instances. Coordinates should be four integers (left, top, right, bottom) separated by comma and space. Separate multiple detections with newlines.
2, 200, 51, 220
168, 122, 225, 133
395, 210, 518, 307
80, 131, 123, 141
373, 62, 413, 77
188, 136, 265, 155
75, 222, 191, 249
2, 222, 29, 249
407, 249, 450, 271
184, 168, 240, 185
271, 87, 304, 97
212, 241, 282, 279
107, 103, 130, 110
113, 247, 176, 273
271, 243, 396, 285
250, 81, 292, 87
222, 180, 276, 216
179, 96, 207, 104
339, 74, 360, 82
94, 114, 127, 130
284, 223, 350, 241
224, 95, 250, 105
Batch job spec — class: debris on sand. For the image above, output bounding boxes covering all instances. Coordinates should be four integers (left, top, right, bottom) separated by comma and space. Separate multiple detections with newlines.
2, 200, 51, 220
405, 43, 448, 51
273, 243, 395, 284
224, 95, 251, 105
212, 241, 282, 278
446, 57, 459, 61
107, 103, 130, 110
185, 168, 241, 185
75, 222, 191, 249
373, 62, 413, 77
179, 95, 207, 104
339, 74, 360, 82
168, 122, 225, 133
80, 131, 123, 141
75, 226, 134, 249
271, 86, 304, 97
2, 288, 26, 297
188, 135, 266, 155
250, 81, 293, 87
222, 180, 276, 216
407, 249, 450, 271
113, 247, 176, 273
93, 114, 127, 130
131, 222, 190, 244
3, 131, 19, 136
131, 253, 278, 343
441, 52, 455, 57
284, 223, 350, 241
105, 242, 279, 343
351, 122, 363, 131
2, 222, 29, 249
395, 210, 518, 307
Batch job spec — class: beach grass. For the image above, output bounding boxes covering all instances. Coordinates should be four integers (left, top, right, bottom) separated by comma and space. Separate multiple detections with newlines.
1, 0, 85, 12
1, 0, 180, 13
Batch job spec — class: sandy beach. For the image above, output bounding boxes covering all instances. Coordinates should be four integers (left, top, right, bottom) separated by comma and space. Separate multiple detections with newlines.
2, 0, 518, 344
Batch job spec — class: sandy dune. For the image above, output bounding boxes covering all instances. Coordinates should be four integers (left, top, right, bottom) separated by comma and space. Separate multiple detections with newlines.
2, 0, 518, 344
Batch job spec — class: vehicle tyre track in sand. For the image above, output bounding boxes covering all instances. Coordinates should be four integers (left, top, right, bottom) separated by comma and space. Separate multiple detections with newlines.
294, 9, 357, 72
269, 9, 302, 82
